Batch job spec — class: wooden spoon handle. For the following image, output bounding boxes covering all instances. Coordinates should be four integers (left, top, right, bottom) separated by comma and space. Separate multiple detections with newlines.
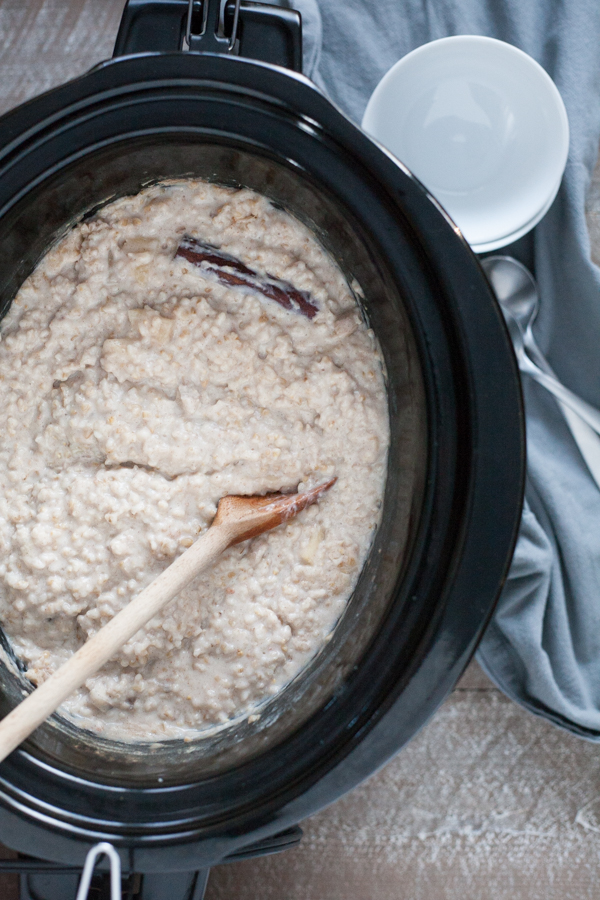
0, 522, 231, 764
0, 479, 335, 762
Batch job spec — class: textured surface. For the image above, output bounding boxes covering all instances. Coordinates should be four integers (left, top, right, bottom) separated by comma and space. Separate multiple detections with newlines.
0, 179, 387, 738
1, 2, 600, 899
207, 666, 600, 900
0, 0, 124, 116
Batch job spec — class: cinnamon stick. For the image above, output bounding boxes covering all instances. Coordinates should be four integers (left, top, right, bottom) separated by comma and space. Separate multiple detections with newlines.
176, 236, 319, 319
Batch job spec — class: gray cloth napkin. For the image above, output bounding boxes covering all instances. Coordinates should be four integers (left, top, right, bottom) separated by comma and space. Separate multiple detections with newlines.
298, 0, 600, 736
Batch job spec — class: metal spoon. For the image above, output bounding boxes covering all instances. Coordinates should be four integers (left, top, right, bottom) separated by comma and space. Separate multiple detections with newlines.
482, 256, 600, 432
482, 255, 600, 486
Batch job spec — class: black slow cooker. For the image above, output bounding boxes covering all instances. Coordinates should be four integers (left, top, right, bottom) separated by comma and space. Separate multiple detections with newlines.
0, 0, 524, 877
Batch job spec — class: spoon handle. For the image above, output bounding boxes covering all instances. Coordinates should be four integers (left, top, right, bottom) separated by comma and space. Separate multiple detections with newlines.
520, 357, 600, 435
0, 480, 335, 763
0, 523, 231, 764
524, 333, 600, 488
482, 255, 600, 479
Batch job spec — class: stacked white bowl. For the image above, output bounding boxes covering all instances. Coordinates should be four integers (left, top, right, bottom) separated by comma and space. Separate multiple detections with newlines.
362, 36, 569, 253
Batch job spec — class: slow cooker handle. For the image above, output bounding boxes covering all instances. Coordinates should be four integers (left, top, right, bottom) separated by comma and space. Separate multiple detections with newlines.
113, 0, 303, 71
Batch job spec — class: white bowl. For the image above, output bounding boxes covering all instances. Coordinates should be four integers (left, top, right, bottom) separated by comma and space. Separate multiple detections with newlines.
473, 168, 563, 252
362, 35, 569, 253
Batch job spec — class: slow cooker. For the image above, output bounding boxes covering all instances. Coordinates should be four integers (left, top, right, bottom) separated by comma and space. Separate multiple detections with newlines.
0, 0, 524, 882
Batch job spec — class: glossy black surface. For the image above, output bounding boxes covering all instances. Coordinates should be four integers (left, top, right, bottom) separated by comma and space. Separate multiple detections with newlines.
114, 0, 302, 70
0, 50, 524, 871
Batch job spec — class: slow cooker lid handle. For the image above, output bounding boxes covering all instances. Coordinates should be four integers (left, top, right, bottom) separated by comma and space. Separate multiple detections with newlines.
113, 0, 303, 71
186, 0, 242, 54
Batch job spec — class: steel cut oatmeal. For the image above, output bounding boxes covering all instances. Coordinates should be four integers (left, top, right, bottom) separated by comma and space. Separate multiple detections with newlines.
0, 180, 389, 740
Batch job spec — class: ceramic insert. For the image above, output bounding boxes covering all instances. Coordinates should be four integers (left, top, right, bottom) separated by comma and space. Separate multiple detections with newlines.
0, 179, 389, 741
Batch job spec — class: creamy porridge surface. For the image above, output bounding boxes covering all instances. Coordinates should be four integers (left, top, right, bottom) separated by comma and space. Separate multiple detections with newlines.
0, 180, 389, 740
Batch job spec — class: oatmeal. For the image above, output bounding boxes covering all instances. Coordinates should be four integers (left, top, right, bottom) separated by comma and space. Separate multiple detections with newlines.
0, 180, 389, 740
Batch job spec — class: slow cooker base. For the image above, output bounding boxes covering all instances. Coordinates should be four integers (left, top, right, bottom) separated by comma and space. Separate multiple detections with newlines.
0, 40, 524, 868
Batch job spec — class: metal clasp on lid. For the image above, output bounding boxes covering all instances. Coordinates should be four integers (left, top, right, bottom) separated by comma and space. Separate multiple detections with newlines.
113, 0, 302, 71
186, 0, 241, 53
75, 841, 122, 900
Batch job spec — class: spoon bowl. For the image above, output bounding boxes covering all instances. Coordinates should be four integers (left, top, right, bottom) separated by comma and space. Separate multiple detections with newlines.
481, 255, 540, 334
482, 255, 600, 437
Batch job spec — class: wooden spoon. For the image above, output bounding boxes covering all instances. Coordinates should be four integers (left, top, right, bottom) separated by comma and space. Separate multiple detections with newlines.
0, 479, 336, 763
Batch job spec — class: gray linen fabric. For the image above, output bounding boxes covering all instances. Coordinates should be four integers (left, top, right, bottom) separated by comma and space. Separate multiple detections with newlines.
299, 0, 600, 735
